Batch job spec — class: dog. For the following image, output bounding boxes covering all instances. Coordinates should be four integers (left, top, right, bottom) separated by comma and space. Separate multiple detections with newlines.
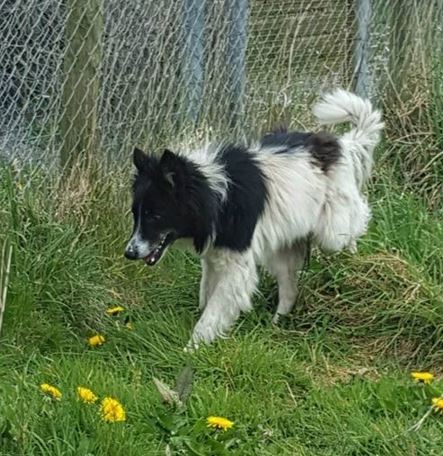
124, 90, 383, 348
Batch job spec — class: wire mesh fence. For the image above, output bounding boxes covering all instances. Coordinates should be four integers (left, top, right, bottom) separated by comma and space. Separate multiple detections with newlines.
0, 0, 442, 168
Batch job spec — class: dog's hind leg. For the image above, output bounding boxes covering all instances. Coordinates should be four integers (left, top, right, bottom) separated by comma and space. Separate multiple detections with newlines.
267, 240, 308, 324
188, 250, 258, 348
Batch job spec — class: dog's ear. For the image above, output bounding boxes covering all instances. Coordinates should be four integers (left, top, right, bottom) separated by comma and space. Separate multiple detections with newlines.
133, 147, 147, 171
159, 149, 180, 188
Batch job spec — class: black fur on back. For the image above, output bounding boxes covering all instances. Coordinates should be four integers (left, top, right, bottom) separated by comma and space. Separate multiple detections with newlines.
213, 145, 268, 251
306, 131, 341, 172
261, 130, 312, 150
261, 129, 341, 172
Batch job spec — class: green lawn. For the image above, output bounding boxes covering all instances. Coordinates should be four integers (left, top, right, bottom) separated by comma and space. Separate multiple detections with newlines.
0, 163, 442, 455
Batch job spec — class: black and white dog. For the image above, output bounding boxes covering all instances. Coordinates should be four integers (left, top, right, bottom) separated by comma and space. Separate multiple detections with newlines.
125, 90, 383, 348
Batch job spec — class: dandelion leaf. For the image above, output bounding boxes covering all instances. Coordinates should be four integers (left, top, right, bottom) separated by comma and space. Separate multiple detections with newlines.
153, 377, 181, 407
175, 365, 194, 403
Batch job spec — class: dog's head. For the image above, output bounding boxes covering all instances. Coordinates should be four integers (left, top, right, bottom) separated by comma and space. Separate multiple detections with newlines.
125, 147, 191, 265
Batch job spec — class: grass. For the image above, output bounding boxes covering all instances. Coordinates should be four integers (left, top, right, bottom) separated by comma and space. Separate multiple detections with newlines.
0, 153, 442, 455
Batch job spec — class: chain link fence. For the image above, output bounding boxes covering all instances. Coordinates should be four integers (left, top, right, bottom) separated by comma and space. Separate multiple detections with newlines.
0, 0, 442, 168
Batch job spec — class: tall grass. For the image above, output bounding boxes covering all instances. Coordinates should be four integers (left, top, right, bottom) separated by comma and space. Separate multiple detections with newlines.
380, 1, 443, 209
0, 155, 442, 454
1, 65, 443, 453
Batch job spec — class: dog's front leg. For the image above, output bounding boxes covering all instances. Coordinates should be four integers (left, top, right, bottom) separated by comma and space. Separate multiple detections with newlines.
199, 258, 219, 310
189, 251, 257, 349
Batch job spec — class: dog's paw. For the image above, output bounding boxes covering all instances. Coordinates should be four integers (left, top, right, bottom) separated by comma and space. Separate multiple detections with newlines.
183, 340, 200, 353
272, 313, 280, 325
347, 239, 357, 254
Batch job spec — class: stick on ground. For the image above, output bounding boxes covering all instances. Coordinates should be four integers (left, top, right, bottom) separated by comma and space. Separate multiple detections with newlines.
0, 244, 12, 336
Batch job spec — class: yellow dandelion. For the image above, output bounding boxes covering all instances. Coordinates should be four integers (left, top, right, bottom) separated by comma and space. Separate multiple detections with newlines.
40, 383, 62, 400
77, 386, 98, 404
100, 397, 126, 422
106, 306, 125, 316
411, 371, 434, 384
432, 397, 443, 413
88, 334, 105, 347
206, 416, 234, 431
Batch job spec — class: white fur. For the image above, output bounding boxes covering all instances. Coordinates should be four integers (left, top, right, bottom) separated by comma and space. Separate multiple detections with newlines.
179, 143, 230, 202
184, 90, 383, 348
267, 241, 308, 324
189, 250, 257, 347
126, 206, 151, 258
313, 89, 384, 186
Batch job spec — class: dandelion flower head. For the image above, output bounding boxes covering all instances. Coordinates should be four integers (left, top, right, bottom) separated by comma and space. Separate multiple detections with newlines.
100, 397, 126, 422
432, 397, 443, 413
411, 372, 434, 384
40, 383, 62, 400
106, 306, 125, 316
88, 334, 105, 347
77, 386, 98, 404
206, 416, 234, 431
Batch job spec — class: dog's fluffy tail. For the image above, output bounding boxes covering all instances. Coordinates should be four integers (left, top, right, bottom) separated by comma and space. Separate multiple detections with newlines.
312, 89, 383, 184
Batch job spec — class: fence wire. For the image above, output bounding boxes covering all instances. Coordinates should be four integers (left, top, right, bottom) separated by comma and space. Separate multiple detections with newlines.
0, 0, 442, 167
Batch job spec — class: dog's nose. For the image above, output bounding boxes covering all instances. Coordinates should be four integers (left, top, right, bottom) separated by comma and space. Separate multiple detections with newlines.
124, 245, 138, 260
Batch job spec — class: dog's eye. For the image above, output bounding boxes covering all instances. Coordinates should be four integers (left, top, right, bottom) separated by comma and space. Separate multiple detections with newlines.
145, 210, 161, 220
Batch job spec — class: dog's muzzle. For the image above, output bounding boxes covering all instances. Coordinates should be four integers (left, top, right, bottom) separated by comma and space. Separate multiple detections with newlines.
124, 244, 138, 260
124, 232, 174, 265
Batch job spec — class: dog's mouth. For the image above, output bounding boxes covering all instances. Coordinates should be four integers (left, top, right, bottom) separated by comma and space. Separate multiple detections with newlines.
143, 233, 175, 266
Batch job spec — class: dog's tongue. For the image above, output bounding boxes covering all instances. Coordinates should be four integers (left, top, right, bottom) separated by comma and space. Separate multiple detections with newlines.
144, 251, 158, 266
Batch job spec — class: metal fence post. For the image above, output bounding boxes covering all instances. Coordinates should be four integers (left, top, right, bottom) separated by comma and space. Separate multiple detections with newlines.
226, 0, 249, 129
182, 0, 205, 125
354, 0, 372, 99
